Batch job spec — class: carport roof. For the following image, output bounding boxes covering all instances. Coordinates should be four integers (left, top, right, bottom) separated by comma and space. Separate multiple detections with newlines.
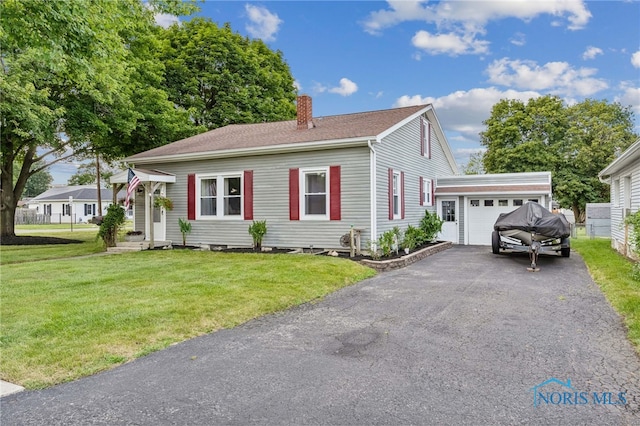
435, 172, 552, 196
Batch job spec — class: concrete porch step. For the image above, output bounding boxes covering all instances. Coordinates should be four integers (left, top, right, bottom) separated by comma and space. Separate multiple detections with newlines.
107, 241, 171, 253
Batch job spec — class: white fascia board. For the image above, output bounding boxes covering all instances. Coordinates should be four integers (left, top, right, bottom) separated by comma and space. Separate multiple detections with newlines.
599, 138, 640, 178
126, 137, 371, 165
436, 190, 550, 196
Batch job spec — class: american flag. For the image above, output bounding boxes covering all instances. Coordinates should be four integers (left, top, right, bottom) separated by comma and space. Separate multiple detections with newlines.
124, 168, 141, 210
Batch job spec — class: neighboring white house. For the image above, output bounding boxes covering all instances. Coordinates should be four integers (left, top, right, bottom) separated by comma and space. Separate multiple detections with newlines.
28, 185, 126, 224
599, 139, 640, 259
434, 172, 553, 245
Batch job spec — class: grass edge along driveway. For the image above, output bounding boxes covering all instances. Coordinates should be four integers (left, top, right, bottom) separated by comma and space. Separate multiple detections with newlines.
572, 238, 640, 353
0, 250, 375, 389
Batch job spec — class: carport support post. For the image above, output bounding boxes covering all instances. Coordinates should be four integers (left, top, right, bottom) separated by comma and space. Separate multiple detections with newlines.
147, 182, 155, 250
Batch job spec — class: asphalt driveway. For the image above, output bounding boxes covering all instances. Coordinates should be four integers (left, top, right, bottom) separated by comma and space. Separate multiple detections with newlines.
2, 246, 639, 425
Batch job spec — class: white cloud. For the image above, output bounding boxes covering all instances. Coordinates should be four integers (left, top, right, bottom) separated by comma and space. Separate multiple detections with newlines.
615, 82, 640, 116
362, 0, 591, 34
155, 13, 179, 28
312, 82, 327, 94
394, 87, 541, 143
328, 78, 358, 96
486, 58, 608, 96
362, 0, 434, 35
582, 46, 603, 60
411, 30, 489, 56
245, 4, 282, 42
510, 32, 526, 47
363, 0, 590, 57
632, 50, 640, 68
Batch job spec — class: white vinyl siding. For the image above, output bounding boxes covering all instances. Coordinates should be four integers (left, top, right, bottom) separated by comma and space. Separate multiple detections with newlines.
376, 112, 456, 237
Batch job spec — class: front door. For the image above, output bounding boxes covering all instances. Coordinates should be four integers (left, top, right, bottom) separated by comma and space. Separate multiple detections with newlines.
153, 186, 166, 241
438, 199, 458, 243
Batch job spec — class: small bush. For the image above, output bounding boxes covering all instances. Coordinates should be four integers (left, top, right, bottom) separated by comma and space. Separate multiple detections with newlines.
378, 228, 401, 257
97, 205, 126, 247
248, 220, 267, 250
403, 225, 427, 250
420, 210, 443, 242
178, 218, 192, 246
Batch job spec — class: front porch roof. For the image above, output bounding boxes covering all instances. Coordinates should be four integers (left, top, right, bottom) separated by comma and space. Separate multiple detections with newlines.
110, 168, 176, 185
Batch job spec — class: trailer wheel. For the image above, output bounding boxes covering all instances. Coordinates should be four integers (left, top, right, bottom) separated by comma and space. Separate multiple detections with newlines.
560, 237, 570, 258
492, 231, 501, 254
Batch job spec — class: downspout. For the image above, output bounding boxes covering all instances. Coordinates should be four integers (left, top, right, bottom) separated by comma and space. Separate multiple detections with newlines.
368, 139, 378, 249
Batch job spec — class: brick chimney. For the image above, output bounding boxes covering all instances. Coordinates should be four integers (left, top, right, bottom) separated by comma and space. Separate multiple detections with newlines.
297, 95, 313, 130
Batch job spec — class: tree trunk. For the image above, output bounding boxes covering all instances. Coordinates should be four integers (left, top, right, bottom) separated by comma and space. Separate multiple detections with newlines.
1, 191, 17, 238
572, 205, 585, 224
96, 154, 102, 214
1, 142, 34, 238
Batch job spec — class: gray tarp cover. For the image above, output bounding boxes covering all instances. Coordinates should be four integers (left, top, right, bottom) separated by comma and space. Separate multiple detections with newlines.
493, 202, 571, 238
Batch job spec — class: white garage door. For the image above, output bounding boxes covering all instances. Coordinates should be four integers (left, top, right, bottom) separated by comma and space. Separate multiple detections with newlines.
467, 197, 538, 245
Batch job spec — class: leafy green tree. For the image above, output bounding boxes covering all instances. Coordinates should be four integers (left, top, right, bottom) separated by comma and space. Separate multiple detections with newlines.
462, 151, 486, 175
0, 0, 198, 237
13, 161, 52, 198
159, 18, 297, 130
480, 95, 637, 221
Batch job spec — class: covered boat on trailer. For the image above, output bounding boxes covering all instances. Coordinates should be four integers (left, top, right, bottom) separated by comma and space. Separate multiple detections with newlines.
492, 202, 571, 271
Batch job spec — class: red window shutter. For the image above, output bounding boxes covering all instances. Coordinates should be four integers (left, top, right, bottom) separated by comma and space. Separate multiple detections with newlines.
244, 170, 253, 220
329, 166, 341, 221
187, 174, 196, 220
401, 171, 405, 219
388, 168, 393, 220
431, 178, 435, 207
420, 118, 425, 156
419, 177, 424, 206
289, 168, 299, 221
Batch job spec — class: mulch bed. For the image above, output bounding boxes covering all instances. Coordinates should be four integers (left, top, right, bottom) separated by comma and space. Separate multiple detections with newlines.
0, 235, 84, 246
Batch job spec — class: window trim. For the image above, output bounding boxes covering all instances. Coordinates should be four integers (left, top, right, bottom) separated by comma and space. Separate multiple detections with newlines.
300, 167, 330, 220
393, 171, 401, 219
422, 177, 434, 207
195, 172, 244, 220
613, 179, 620, 207
421, 118, 431, 158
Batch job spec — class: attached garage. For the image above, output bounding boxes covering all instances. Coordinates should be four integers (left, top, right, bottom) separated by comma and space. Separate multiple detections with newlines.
435, 172, 553, 245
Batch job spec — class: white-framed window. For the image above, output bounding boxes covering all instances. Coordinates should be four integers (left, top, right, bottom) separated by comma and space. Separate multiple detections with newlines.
196, 173, 243, 219
623, 176, 631, 210
393, 171, 401, 218
300, 168, 328, 219
84, 203, 96, 216
422, 177, 433, 207
613, 179, 620, 207
421, 118, 431, 158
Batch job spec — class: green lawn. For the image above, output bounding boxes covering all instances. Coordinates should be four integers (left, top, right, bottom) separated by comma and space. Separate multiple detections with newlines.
572, 237, 640, 352
0, 248, 375, 389
1, 232, 105, 264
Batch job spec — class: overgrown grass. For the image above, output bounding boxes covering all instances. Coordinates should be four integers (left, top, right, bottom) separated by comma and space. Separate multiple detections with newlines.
0, 250, 375, 389
0, 232, 105, 264
572, 238, 640, 352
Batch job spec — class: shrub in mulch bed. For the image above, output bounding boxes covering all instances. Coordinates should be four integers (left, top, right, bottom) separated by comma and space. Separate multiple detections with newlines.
325, 241, 443, 262
0, 236, 84, 246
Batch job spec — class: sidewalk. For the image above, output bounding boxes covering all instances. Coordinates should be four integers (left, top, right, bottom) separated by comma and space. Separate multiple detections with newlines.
0, 380, 24, 397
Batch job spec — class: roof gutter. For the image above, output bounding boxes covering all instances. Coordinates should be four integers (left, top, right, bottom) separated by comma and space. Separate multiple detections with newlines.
126, 137, 372, 165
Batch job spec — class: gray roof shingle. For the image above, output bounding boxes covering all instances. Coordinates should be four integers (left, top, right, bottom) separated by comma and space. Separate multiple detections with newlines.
127, 104, 428, 161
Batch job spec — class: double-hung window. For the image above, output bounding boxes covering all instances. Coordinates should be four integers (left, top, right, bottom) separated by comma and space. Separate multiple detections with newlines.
421, 177, 433, 207
197, 174, 242, 219
301, 168, 328, 218
393, 171, 401, 218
